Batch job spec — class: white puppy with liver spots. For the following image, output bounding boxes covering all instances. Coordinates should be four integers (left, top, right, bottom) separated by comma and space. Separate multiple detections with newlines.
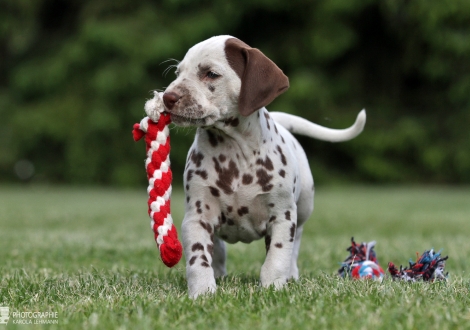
161, 35, 366, 298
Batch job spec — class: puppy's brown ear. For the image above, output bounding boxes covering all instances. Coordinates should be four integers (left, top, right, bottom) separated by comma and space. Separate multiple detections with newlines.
225, 38, 289, 116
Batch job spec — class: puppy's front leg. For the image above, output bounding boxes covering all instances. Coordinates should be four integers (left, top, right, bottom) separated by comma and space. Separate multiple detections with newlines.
261, 207, 297, 289
182, 214, 216, 298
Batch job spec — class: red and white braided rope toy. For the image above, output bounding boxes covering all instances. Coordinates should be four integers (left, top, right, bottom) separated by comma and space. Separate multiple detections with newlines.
132, 92, 182, 267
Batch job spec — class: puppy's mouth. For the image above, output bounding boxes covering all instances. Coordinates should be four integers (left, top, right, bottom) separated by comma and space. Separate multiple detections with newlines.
170, 113, 212, 127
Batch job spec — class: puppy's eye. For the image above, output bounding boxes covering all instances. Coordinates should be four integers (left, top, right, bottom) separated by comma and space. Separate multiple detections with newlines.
206, 71, 220, 79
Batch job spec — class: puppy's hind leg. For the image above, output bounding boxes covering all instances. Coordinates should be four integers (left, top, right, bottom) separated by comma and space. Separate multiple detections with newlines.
290, 172, 314, 280
289, 225, 304, 280
212, 235, 227, 278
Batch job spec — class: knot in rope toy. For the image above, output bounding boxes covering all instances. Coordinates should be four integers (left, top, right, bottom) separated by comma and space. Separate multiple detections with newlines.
388, 248, 448, 282
338, 237, 385, 280
132, 92, 182, 267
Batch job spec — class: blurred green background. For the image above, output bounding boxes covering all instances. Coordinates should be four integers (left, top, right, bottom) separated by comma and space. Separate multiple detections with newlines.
1, 0, 469, 186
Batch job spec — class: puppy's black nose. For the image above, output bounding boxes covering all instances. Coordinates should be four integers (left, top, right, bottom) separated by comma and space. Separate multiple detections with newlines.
163, 92, 181, 111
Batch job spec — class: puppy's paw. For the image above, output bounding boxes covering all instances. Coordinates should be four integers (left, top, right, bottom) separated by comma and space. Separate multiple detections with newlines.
260, 263, 289, 289
144, 91, 165, 122
188, 281, 216, 299
213, 266, 227, 279
289, 264, 299, 280
260, 277, 288, 290
187, 267, 217, 299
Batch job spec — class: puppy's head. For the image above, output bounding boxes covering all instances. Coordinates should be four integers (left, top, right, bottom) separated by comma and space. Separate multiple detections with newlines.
163, 36, 289, 127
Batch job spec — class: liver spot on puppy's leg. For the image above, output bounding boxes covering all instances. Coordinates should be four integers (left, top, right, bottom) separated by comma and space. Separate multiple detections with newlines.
191, 151, 204, 167
237, 206, 249, 216
242, 174, 253, 184
209, 186, 220, 197
195, 200, 203, 214
199, 220, 213, 234
192, 243, 204, 252
195, 170, 208, 179
187, 170, 194, 182
289, 223, 296, 242
276, 145, 287, 166
285, 211, 291, 220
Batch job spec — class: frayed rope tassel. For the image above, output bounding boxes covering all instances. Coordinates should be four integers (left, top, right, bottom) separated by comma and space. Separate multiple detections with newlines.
338, 237, 385, 280
388, 249, 448, 282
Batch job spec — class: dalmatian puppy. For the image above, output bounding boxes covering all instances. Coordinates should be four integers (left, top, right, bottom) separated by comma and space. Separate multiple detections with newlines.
160, 35, 366, 298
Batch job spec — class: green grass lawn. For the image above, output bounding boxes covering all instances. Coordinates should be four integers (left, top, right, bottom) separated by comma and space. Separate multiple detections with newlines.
1, 185, 470, 329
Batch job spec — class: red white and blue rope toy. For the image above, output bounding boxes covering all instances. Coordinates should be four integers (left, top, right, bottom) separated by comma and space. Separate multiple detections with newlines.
338, 237, 449, 282
338, 237, 385, 280
388, 249, 448, 282
132, 91, 182, 268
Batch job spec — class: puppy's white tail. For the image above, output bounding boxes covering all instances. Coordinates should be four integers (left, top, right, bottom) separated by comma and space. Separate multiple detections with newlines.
270, 109, 366, 142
